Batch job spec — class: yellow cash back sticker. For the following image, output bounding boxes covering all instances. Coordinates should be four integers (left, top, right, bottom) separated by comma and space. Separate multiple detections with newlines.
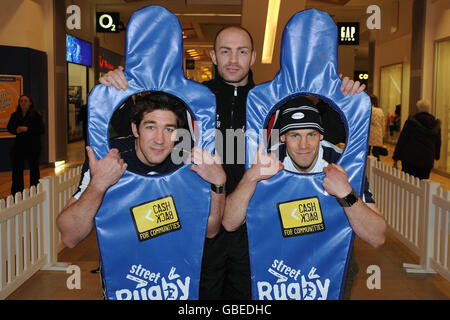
277, 196, 325, 238
130, 196, 181, 241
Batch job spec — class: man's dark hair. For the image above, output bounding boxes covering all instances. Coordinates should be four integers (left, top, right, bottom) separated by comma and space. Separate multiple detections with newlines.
131, 91, 187, 129
213, 25, 254, 51
369, 94, 379, 107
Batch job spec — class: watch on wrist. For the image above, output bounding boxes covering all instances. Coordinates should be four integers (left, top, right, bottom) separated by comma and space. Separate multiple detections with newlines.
210, 183, 225, 194
337, 189, 359, 207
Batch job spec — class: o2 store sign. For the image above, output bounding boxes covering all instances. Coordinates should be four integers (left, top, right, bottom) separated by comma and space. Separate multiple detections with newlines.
96, 12, 120, 33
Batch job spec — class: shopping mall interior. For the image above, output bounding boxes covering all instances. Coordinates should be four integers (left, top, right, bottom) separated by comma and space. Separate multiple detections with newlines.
0, 0, 449, 302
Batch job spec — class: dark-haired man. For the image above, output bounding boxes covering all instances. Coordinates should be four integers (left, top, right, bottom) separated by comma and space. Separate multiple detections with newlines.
57, 91, 226, 249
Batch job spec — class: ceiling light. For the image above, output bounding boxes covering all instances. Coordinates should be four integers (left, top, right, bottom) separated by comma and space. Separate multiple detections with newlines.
262, 0, 281, 64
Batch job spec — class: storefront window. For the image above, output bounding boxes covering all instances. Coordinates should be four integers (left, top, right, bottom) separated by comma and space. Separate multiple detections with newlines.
380, 63, 403, 144
434, 38, 450, 173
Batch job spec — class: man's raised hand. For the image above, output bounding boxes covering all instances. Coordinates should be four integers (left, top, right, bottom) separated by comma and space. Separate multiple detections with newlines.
86, 146, 127, 192
99, 66, 128, 91
189, 147, 226, 186
339, 73, 366, 96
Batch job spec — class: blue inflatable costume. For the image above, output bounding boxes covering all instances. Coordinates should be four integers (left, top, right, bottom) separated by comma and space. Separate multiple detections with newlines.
87, 6, 216, 300
245, 9, 371, 300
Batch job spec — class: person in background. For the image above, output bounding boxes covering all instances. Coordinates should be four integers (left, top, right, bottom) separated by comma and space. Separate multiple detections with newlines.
7, 95, 45, 195
393, 99, 441, 179
368, 94, 385, 161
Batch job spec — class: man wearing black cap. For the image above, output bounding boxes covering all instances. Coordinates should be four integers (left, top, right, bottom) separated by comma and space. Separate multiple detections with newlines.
222, 97, 386, 298
278, 102, 328, 174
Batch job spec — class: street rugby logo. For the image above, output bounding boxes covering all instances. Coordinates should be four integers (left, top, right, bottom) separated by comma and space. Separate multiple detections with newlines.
277, 196, 325, 237
130, 195, 181, 241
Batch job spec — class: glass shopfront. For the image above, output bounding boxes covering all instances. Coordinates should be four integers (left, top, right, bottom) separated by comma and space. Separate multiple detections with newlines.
66, 34, 92, 143
67, 62, 88, 142
380, 63, 403, 144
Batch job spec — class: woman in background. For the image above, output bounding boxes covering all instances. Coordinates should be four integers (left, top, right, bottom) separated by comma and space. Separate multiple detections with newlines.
7, 95, 45, 195
393, 99, 441, 179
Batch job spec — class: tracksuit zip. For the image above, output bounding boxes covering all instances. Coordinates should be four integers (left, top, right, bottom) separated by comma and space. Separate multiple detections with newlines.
230, 86, 238, 129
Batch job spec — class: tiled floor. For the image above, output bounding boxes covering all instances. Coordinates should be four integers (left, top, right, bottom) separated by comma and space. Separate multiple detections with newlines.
6, 229, 450, 300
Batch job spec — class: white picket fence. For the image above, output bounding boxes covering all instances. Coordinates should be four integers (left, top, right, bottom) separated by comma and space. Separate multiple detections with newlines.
0, 165, 81, 299
367, 157, 450, 281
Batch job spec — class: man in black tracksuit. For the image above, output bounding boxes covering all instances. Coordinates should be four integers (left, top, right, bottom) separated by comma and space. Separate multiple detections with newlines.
198, 26, 256, 300
200, 68, 256, 300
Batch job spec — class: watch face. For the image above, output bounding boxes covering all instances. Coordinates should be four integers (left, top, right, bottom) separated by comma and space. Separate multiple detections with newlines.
346, 193, 358, 205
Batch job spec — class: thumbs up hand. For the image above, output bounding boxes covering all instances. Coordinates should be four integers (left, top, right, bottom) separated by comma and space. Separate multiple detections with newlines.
86, 146, 128, 192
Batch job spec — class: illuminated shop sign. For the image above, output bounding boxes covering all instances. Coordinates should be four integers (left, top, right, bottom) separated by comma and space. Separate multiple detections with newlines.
96, 12, 120, 33
337, 23, 359, 45
354, 70, 369, 86
98, 47, 124, 73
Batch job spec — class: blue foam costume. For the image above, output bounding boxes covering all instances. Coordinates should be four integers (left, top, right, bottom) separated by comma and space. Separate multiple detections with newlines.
245, 9, 371, 300
87, 6, 216, 300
